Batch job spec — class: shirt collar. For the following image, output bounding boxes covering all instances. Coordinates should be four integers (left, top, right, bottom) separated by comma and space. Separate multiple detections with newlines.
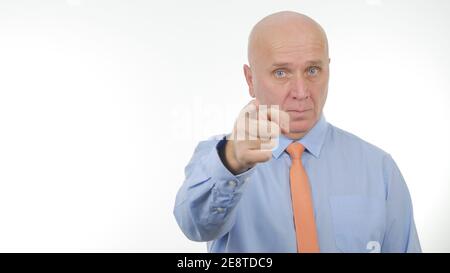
272, 114, 329, 159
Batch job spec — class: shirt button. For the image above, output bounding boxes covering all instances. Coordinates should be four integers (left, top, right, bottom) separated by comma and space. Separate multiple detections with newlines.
216, 207, 225, 213
228, 180, 237, 188
244, 177, 250, 183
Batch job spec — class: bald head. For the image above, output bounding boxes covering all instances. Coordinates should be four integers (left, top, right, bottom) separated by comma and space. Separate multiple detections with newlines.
248, 11, 329, 67
243, 11, 330, 139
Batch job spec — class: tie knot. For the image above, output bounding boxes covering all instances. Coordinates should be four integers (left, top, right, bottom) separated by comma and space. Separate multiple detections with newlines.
286, 142, 305, 160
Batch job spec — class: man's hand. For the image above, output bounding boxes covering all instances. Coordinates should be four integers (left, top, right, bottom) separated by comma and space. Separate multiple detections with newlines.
222, 100, 290, 174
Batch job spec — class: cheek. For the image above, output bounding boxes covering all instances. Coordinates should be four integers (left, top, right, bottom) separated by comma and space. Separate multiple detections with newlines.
255, 78, 286, 104
311, 80, 328, 102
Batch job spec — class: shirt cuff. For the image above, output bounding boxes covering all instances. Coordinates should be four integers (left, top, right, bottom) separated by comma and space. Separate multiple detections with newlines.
210, 137, 254, 191
204, 137, 254, 222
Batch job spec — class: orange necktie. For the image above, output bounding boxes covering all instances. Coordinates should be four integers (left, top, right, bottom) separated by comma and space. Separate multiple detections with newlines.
286, 142, 320, 253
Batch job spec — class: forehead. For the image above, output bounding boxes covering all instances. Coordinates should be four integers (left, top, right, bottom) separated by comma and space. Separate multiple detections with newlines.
269, 41, 326, 66
254, 28, 328, 68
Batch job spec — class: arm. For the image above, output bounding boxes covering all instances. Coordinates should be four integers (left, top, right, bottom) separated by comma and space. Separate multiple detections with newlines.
173, 137, 254, 242
381, 155, 422, 253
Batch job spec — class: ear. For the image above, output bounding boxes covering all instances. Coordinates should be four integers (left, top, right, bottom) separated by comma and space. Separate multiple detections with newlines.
243, 64, 255, 98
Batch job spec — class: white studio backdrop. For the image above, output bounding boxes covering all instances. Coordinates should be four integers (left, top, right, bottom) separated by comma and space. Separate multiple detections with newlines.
0, 0, 449, 252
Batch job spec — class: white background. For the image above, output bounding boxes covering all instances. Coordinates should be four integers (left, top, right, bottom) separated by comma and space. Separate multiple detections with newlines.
0, 0, 449, 252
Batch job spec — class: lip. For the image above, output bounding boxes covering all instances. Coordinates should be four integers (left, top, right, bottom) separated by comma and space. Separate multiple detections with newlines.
287, 109, 312, 113
286, 109, 312, 120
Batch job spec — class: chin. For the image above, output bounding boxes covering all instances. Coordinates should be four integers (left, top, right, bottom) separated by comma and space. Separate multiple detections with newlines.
285, 118, 317, 139
289, 119, 314, 133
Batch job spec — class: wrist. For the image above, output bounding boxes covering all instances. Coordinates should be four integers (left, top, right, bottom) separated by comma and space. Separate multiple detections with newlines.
223, 140, 248, 175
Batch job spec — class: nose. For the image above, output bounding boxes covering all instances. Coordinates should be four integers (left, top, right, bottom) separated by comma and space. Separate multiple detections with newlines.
289, 75, 310, 100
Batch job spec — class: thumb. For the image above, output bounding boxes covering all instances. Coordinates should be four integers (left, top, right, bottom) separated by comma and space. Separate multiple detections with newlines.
250, 98, 259, 111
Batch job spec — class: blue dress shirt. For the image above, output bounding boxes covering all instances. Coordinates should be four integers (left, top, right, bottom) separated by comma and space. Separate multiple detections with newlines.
174, 115, 421, 252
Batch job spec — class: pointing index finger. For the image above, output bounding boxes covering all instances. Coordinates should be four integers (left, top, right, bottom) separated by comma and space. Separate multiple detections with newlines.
267, 105, 290, 134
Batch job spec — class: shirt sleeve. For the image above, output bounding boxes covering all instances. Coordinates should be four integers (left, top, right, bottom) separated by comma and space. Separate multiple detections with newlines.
381, 154, 422, 253
173, 136, 254, 242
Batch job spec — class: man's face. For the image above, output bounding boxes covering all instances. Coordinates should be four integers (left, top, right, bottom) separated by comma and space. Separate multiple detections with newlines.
245, 25, 330, 138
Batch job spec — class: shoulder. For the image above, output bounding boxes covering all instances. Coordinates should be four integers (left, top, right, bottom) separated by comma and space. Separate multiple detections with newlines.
190, 134, 227, 157
327, 123, 392, 162
326, 124, 402, 192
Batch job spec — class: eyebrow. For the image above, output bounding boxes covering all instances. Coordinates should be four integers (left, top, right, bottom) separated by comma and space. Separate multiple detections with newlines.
306, 60, 324, 66
271, 62, 291, 68
271, 60, 324, 68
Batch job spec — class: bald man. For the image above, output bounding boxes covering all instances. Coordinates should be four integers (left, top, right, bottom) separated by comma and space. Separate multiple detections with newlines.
174, 11, 421, 253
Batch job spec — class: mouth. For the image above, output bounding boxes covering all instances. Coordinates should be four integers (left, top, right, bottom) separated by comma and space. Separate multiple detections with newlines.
286, 109, 312, 113
286, 109, 312, 120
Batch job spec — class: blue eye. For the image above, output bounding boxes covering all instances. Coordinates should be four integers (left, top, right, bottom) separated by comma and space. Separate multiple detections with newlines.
274, 70, 286, 78
307, 66, 320, 76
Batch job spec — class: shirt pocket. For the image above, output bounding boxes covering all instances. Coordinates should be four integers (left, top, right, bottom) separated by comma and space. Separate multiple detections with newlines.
329, 195, 386, 253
